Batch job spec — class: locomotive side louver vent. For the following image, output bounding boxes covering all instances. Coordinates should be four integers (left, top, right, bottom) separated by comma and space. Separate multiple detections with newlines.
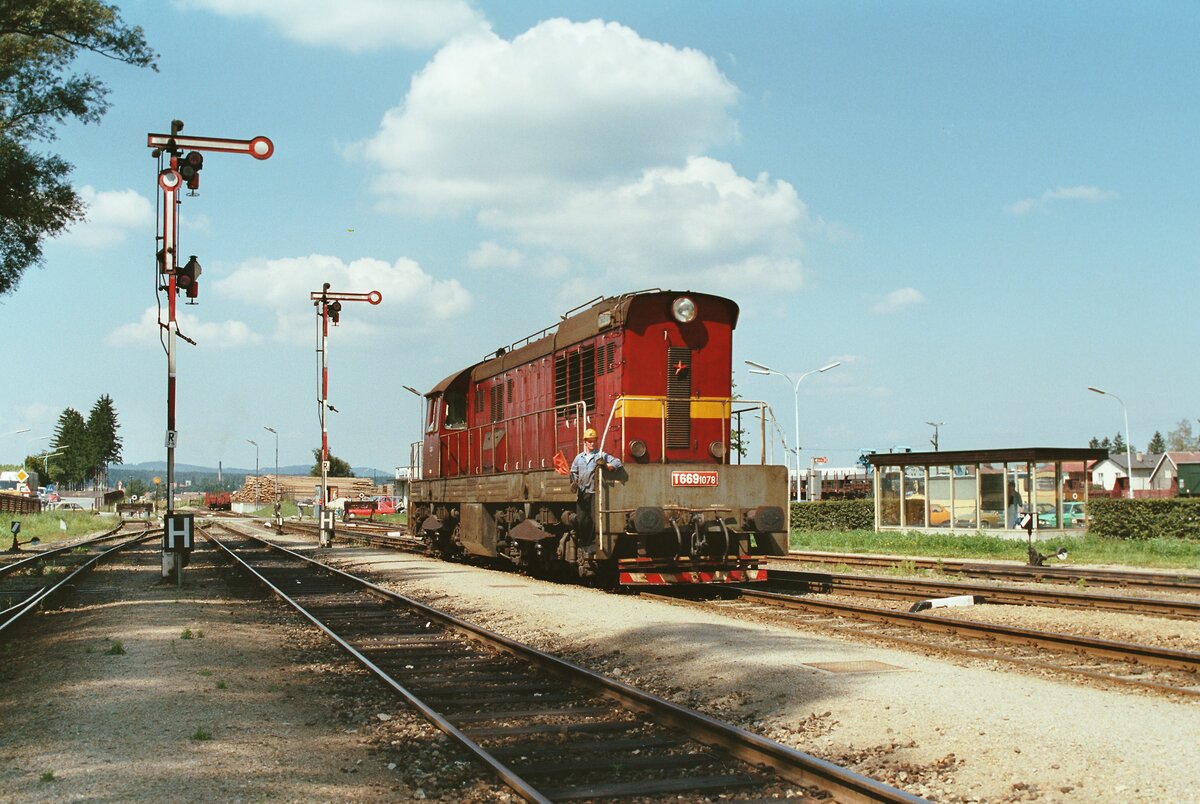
555, 345, 596, 417
666, 346, 691, 449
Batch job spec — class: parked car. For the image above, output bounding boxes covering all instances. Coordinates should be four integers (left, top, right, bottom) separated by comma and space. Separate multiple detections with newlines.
929, 504, 951, 526
1038, 501, 1087, 528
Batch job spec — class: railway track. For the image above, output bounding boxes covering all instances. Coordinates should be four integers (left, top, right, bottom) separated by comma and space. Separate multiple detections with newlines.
206, 520, 922, 803
666, 585, 1200, 698
0, 525, 157, 634
778, 551, 1200, 593
767, 568, 1200, 619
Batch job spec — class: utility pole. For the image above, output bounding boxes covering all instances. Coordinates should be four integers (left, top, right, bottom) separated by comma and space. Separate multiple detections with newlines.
926, 421, 945, 451
147, 120, 273, 584
310, 284, 382, 547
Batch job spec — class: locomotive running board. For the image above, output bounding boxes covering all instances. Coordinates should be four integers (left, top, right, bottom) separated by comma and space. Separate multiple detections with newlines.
616, 556, 766, 586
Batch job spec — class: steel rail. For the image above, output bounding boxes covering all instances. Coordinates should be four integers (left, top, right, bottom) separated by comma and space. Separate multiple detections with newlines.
0, 523, 134, 579
778, 551, 1200, 592
207, 522, 923, 803
0, 531, 159, 636
737, 587, 1200, 675
768, 569, 1200, 619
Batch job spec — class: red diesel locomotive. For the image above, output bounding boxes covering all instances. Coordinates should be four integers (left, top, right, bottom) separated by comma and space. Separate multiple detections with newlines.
408, 289, 789, 585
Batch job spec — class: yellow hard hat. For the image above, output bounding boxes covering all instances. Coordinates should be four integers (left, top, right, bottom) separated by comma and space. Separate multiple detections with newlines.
583, 427, 598, 440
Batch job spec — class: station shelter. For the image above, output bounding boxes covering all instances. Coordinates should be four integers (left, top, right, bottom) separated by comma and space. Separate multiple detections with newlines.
867, 448, 1108, 537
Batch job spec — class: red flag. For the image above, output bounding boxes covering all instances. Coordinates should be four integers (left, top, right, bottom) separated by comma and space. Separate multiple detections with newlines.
552, 450, 570, 475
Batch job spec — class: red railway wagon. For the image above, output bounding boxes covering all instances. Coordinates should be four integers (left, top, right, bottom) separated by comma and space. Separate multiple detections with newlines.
409, 290, 789, 586
204, 491, 231, 511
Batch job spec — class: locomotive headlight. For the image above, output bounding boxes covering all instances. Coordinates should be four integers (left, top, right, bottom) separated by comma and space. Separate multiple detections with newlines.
629, 439, 648, 459
671, 296, 697, 323
708, 440, 726, 460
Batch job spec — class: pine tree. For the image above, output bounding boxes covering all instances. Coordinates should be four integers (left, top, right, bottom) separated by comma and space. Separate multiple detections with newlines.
50, 407, 87, 487
1112, 432, 1126, 453
85, 394, 122, 488
1147, 431, 1166, 454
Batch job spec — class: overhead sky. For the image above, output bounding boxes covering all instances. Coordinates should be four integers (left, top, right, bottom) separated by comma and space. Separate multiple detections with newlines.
4, 1, 1198, 475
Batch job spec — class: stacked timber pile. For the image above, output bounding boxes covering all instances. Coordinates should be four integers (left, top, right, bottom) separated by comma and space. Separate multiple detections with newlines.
231, 475, 381, 503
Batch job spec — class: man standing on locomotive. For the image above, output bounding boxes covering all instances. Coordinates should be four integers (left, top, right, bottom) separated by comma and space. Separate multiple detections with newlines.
570, 427, 623, 557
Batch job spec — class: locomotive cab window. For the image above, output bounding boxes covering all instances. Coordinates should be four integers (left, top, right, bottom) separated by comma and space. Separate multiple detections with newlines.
444, 389, 466, 429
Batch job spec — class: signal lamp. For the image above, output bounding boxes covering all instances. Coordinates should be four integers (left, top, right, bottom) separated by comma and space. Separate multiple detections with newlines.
327, 300, 342, 325
177, 255, 202, 295
179, 151, 204, 191
671, 296, 697, 323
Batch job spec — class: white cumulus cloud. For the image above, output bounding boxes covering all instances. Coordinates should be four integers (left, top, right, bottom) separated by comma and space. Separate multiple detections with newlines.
212, 254, 471, 343
106, 306, 264, 349
1007, 185, 1118, 215
178, 0, 486, 50
60, 186, 154, 248
362, 18, 740, 208
361, 19, 815, 292
871, 287, 925, 315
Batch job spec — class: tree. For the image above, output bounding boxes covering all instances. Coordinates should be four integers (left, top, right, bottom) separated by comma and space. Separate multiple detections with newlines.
1147, 431, 1166, 454
0, 1, 157, 295
310, 448, 353, 478
1111, 432, 1126, 454
1099, 436, 1111, 453
85, 393, 121, 486
1166, 418, 1198, 451
49, 406, 87, 486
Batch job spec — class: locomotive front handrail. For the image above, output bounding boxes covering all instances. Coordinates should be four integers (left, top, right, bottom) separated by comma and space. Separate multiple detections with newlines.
600, 395, 778, 466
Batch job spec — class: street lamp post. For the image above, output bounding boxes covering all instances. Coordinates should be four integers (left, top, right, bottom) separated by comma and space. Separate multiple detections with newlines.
926, 421, 945, 451
402, 385, 422, 479
745, 360, 841, 501
247, 439, 259, 508
1088, 386, 1135, 499
264, 426, 279, 515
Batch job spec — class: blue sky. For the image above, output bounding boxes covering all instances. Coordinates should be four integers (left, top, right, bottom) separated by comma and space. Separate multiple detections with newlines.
3, 1, 1198, 474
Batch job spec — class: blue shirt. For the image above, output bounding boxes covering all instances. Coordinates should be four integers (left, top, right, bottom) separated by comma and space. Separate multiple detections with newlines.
570, 447, 623, 494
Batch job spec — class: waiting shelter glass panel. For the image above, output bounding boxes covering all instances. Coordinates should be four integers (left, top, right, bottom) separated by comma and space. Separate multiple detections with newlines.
880, 468, 902, 526
928, 466, 952, 527
905, 466, 926, 527
1034, 462, 1058, 526
1062, 464, 1089, 529
1007, 463, 1030, 528
979, 464, 1004, 529
952, 465, 977, 528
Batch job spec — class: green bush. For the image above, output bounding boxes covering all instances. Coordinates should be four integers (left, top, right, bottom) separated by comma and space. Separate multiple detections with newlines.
1087, 497, 1200, 540
790, 499, 874, 531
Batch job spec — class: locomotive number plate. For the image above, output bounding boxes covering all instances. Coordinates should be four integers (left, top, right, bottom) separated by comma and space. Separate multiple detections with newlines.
671, 471, 719, 487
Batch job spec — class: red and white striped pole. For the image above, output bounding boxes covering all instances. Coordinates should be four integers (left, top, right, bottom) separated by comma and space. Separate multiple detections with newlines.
310, 285, 382, 548
148, 120, 273, 580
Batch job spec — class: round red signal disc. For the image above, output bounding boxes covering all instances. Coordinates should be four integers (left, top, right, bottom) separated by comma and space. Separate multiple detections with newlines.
158, 169, 182, 192
249, 136, 274, 160
367, 290, 382, 305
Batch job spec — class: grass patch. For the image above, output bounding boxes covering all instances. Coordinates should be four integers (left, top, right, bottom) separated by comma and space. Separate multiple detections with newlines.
103, 639, 125, 655
39, 771, 56, 783
215, 680, 226, 690
181, 628, 193, 640
191, 728, 212, 741
3, 510, 110, 547
790, 529, 1200, 570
